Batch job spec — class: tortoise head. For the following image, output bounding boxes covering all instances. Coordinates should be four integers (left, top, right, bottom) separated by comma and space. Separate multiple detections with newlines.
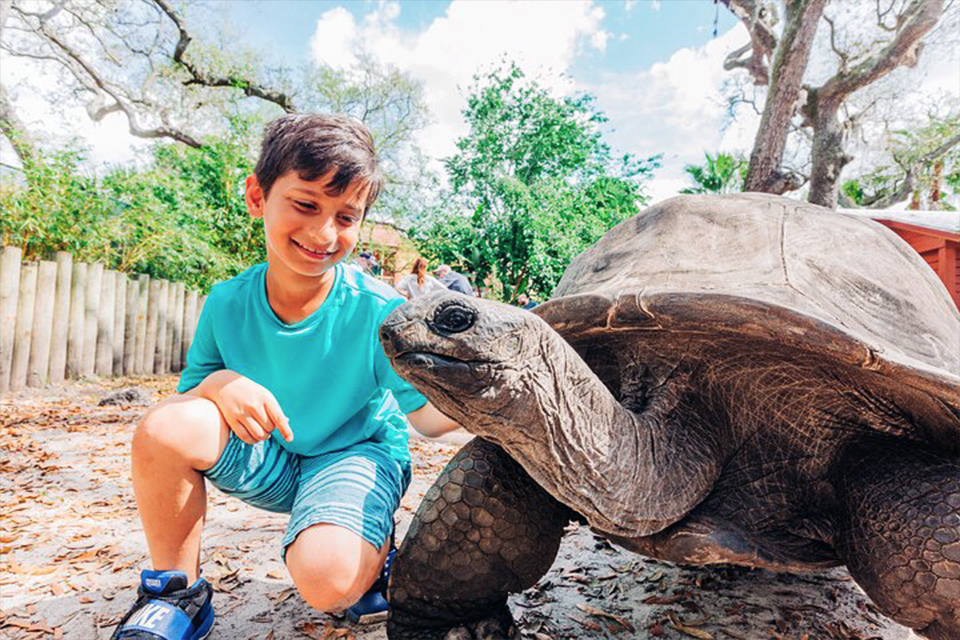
380, 292, 559, 437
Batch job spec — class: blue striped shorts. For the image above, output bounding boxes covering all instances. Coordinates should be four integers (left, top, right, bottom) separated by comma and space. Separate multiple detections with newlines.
202, 433, 410, 553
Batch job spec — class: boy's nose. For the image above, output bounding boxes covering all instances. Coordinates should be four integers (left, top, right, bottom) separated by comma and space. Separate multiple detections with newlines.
307, 218, 338, 246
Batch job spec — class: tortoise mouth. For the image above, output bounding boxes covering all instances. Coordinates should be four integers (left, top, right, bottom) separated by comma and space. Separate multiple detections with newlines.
395, 351, 498, 371
394, 350, 509, 388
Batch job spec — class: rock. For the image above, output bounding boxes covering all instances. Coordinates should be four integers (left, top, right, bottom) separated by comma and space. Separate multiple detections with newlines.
98, 388, 151, 407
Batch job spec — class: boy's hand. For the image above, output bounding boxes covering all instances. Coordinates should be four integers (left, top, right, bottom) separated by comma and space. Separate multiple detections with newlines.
407, 402, 461, 438
194, 370, 293, 445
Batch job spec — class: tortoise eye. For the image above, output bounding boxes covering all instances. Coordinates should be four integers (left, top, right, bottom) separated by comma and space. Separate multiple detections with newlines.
433, 303, 477, 334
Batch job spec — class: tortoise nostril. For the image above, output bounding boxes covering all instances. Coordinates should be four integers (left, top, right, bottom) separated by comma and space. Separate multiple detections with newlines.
433, 302, 477, 334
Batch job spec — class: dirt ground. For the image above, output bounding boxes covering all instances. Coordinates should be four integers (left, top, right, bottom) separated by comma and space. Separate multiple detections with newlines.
1, 376, 916, 640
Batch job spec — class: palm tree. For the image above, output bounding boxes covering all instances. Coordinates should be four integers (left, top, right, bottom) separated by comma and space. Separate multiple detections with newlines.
680, 152, 748, 194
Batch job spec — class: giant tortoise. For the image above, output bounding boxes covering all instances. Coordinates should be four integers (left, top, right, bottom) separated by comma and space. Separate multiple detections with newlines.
380, 193, 960, 640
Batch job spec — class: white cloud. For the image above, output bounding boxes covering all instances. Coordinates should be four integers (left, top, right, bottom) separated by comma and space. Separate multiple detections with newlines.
584, 23, 760, 203
309, 0, 611, 161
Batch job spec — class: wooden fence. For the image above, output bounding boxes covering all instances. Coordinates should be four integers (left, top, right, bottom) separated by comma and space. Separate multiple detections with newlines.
0, 246, 206, 393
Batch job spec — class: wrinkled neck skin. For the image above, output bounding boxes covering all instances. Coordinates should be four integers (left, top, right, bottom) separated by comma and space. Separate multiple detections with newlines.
422, 320, 690, 538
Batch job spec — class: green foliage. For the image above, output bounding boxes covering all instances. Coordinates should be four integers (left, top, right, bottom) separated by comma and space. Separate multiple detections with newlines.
680, 152, 747, 194
414, 63, 659, 301
0, 121, 264, 291
843, 113, 960, 210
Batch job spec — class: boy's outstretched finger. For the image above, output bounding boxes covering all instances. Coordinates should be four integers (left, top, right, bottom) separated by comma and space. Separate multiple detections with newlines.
265, 398, 293, 442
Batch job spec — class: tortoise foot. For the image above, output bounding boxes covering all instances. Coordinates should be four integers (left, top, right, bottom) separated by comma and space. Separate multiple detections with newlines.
838, 445, 960, 640
387, 603, 517, 640
442, 615, 517, 640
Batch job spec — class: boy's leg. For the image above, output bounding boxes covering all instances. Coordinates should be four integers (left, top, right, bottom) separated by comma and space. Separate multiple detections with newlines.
132, 394, 231, 583
282, 443, 407, 614
285, 524, 390, 612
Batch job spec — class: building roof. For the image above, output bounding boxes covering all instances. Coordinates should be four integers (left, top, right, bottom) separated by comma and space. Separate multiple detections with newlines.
838, 208, 960, 236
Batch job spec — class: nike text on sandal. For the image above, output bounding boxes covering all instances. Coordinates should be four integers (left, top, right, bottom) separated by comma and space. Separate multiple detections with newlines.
111, 570, 214, 640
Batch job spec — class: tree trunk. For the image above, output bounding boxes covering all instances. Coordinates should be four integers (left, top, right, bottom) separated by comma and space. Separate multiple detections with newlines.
743, 0, 828, 194
807, 97, 849, 208
0, 0, 36, 170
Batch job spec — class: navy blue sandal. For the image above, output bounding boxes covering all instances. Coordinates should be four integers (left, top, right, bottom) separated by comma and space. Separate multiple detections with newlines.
111, 570, 214, 640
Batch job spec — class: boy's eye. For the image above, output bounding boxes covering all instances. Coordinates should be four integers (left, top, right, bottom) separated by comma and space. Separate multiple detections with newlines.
338, 214, 359, 225
294, 200, 317, 211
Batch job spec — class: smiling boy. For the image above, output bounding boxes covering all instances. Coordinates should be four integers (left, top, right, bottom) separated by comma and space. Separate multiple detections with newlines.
110, 114, 460, 640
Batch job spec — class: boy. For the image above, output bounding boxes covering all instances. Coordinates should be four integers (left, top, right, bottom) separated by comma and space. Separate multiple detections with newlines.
111, 114, 460, 640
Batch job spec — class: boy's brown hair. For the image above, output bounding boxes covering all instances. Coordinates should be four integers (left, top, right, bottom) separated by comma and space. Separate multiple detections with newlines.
254, 114, 383, 214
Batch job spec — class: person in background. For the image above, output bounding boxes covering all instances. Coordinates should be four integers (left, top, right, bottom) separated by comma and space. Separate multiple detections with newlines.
516, 293, 539, 310
396, 258, 445, 299
357, 251, 381, 277
434, 264, 473, 296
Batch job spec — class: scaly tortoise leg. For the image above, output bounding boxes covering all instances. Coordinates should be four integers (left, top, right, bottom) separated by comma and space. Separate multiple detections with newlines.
837, 444, 960, 640
388, 438, 573, 640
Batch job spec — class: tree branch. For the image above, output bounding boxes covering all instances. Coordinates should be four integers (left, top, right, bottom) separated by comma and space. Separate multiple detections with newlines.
151, 0, 296, 113
721, 0, 779, 84
36, 16, 203, 147
819, 0, 945, 105
921, 131, 960, 163
0, 82, 37, 167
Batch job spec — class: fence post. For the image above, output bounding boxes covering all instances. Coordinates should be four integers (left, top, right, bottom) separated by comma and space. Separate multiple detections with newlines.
0, 246, 22, 392
113, 273, 127, 376
144, 279, 160, 374
123, 278, 138, 375
155, 280, 169, 374
171, 282, 185, 372
10, 262, 38, 391
163, 281, 176, 372
66, 262, 87, 379
26, 261, 57, 387
82, 263, 103, 377
48, 252, 72, 384
181, 290, 198, 368
134, 275, 149, 373
95, 270, 115, 377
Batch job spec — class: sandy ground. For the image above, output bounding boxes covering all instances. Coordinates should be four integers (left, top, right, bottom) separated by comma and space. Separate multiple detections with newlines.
0, 376, 916, 640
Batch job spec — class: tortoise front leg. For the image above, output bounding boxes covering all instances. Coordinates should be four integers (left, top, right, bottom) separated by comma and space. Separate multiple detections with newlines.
837, 444, 960, 640
388, 438, 573, 640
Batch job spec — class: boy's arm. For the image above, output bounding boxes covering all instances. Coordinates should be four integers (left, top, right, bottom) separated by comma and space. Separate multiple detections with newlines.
407, 401, 462, 438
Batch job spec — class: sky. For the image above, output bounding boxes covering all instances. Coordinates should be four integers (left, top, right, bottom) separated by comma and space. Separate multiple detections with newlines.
2, 0, 958, 204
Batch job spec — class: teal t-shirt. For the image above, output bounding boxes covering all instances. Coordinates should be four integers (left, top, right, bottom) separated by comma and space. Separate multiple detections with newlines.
177, 262, 427, 465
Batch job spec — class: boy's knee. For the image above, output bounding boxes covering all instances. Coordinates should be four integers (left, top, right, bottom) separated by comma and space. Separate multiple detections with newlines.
133, 395, 225, 468
286, 541, 381, 612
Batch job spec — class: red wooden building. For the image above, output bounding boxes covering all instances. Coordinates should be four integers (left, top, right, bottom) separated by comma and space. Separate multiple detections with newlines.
842, 209, 960, 309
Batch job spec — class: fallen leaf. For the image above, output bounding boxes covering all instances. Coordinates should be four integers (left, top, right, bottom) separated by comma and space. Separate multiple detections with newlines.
575, 602, 634, 631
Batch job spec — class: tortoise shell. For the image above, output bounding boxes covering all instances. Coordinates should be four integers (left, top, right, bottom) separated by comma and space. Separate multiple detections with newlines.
536, 193, 959, 410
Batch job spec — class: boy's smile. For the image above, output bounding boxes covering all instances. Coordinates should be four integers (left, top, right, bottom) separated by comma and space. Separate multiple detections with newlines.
246, 169, 371, 320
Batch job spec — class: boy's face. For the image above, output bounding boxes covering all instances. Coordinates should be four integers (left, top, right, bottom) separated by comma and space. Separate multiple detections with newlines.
246, 169, 369, 281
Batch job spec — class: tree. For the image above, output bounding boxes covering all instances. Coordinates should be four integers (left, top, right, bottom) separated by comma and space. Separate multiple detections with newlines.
0, 0, 292, 159
0, 0, 429, 194
722, 0, 951, 207
680, 152, 748, 194
842, 112, 960, 210
414, 64, 659, 301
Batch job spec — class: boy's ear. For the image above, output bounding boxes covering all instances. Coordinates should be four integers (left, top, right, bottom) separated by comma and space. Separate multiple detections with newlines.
245, 174, 265, 219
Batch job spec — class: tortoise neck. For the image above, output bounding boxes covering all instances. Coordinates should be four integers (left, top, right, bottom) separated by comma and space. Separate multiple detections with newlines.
486, 327, 723, 539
